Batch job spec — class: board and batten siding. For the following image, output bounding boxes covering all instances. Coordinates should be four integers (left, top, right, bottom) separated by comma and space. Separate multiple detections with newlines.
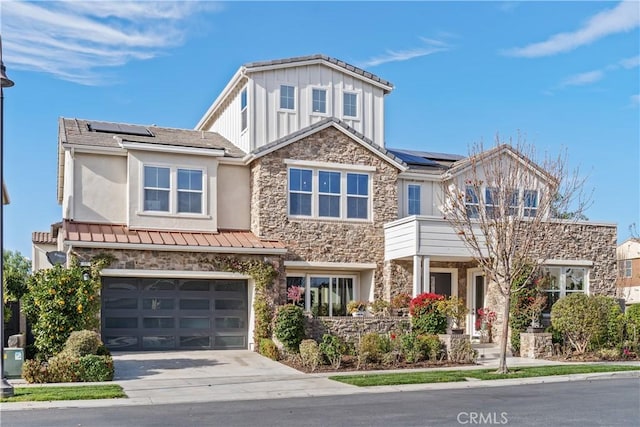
207, 83, 251, 154
250, 64, 386, 148
384, 216, 486, 261
397, 179, 441, 217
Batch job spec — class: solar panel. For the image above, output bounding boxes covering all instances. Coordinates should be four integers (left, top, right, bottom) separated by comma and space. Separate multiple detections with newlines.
88, 121, 153, 137
388, 149, 441, 167
397, 148, 464, 162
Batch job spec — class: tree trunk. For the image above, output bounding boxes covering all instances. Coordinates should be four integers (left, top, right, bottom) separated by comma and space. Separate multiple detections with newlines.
496, 291, 511, 374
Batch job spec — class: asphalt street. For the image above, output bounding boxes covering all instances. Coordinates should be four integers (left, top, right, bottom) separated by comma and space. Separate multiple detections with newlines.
1, 378, 638, 427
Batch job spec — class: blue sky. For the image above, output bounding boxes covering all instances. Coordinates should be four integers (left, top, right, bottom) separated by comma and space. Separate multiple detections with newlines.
1, 0, 639, 258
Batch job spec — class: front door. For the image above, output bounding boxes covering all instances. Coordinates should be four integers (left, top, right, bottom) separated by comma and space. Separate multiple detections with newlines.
471, 272, 486, 336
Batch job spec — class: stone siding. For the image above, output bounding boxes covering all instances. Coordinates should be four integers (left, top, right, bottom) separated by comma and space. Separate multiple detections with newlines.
520, 332, 553, 359
250, 126, 400, 299
305, 316, 409, 344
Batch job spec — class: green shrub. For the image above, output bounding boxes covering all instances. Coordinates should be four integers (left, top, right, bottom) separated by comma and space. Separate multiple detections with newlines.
409, 293, 447, 335
358, 332, 390, 364
21, 360, 50, 384
47, 354, 82, 383
625, 304, 640, 344
79, 355, 114, 381
62, 330, 103, 357
274, 304, 306, 353
259, 338, 279, 360
319, 334, 347, 369
416, 334, 443, 361
370, 299, 390, 317
448, 338, 478, 364
509, 286, 539, 354
253, 297, 273, 344
551, 294, 622, 354
400, 333, 421, 363
299, 339, 323, 371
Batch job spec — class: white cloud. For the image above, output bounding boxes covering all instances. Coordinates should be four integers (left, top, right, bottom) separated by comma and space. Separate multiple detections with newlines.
560, 70, 605, 87
504, 1, 640, 57
1, 1, 221, 85
631, 94, 640, 106
619, 55, 640, 69
359, 37, 451, 67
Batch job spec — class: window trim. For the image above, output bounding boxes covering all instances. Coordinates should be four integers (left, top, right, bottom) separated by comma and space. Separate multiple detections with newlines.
279, 84, 296, 111
141, 164, 207, 217
407, 184, 421, 216
286, 273, 359, 317
287, 166, 372, 222
240, 88, 248, 133
620, 259, 632, 278
342, 90, 360, 120
310, 86, 330, 116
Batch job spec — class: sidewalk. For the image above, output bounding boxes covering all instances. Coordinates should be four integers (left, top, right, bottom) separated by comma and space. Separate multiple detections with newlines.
2, 347, 639, 411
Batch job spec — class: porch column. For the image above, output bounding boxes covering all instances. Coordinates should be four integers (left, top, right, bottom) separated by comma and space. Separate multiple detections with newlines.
412, 255, 422, 297
422, 256, 430, 293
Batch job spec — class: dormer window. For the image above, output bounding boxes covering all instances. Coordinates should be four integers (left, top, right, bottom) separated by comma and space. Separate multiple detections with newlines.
280, 85, 295, 110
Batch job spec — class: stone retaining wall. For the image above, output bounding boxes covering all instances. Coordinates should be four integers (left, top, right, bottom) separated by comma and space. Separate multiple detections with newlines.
305, 316, 410, 343
520, 332, 553, 359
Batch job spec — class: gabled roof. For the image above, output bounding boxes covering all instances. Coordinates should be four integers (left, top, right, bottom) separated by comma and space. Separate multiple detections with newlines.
63, 221, 286, 254
247, 117, 407, 171
32, 231, 57, 245
243, 54, 393, 91
445, 144, 556, 185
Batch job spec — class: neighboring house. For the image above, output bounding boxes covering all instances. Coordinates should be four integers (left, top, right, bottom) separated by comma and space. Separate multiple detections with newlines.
617, 239, 640, 304
33, 55, 618, 351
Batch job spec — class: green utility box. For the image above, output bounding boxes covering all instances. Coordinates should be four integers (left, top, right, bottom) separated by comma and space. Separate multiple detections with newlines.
3, 348, 24, 378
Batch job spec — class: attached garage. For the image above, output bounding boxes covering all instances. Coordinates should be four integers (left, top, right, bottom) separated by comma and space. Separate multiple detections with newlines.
101, 277, 249, 351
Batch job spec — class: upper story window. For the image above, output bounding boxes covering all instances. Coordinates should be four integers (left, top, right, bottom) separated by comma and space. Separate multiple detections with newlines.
312, 88, 327, 114
619, 259, 632, 278
280, 85, 295, 110
465, 185, 538, 219
143, 165, 204, 215
288, 167, 370, 221
240, 88, 248, 132
343, 92, 358, 118
408, 184, 421, 215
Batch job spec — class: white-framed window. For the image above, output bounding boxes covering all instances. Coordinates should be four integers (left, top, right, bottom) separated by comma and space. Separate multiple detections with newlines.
144, 166, 170, 212
143, 165, 204, 215
280, 85, 295, 110
463, 186, 539, 219
619, 259, 632, 278
540, 266, 587, 315
465, 186, 479, 218
312, 88, 327, 114
240, 88, 248, 132
286, 274, 357, 316
343, 91, 358, 118
408, 184, 421, 215
288, 166, 371, 221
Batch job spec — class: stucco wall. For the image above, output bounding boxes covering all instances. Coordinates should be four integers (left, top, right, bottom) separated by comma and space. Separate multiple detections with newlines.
217, 163, 251, 230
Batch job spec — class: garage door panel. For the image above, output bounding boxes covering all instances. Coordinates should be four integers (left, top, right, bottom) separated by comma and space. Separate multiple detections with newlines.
102, 277, 248, 351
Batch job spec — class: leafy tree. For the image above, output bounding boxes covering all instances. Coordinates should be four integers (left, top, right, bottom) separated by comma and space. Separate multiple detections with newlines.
440, 137, 589, 373
3, 250, 31, 322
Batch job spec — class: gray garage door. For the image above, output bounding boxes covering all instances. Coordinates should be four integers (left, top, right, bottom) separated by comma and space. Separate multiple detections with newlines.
101, 277, 248, 351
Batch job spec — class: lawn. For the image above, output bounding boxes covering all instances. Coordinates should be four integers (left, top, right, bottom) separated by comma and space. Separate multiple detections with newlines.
0, 384, 126, 403
330, 364, 640, 387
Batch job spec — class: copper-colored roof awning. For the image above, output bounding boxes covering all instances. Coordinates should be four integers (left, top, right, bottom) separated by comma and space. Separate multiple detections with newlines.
63, 221, 286, 254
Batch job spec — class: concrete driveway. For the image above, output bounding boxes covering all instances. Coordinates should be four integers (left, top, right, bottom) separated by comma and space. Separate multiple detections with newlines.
111, 350, 355, 405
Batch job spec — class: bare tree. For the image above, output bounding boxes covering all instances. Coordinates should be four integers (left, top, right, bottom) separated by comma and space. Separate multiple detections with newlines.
440, 135, 590, 373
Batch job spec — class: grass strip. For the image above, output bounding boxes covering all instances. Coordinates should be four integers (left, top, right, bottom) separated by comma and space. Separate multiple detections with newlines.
330, 364, 640, 387
1, 384, 126, 402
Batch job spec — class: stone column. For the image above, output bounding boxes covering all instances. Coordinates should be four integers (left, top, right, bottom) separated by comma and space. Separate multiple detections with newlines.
520, 332, 553, 359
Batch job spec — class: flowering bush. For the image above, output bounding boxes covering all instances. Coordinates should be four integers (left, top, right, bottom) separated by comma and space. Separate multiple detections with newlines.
409, 293, 447, 335
475, 307, 496, 330
287, 285, 304, 308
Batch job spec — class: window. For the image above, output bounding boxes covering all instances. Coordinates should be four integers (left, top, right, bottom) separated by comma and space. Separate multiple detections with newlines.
485, 187, 498, 218
287, 275, 355, 317
240, 88, 247, 131
507, 189, 519, 215
540, 266, 587, 315
619, 260, 632, 278
288, 167, 370, 221
408, 184, 421, 215
318, 171, 340, 217
143, 165, 204, 215
144, 166, 170, 212
343, 92, 357, 117
177, 169, 203, 213
280, 85, 295, 110
289, 168, 312, 216
465, 186, 479, 218
347, 173, 369, 219
312, 88, 327, 114
523, 190, 538, 217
